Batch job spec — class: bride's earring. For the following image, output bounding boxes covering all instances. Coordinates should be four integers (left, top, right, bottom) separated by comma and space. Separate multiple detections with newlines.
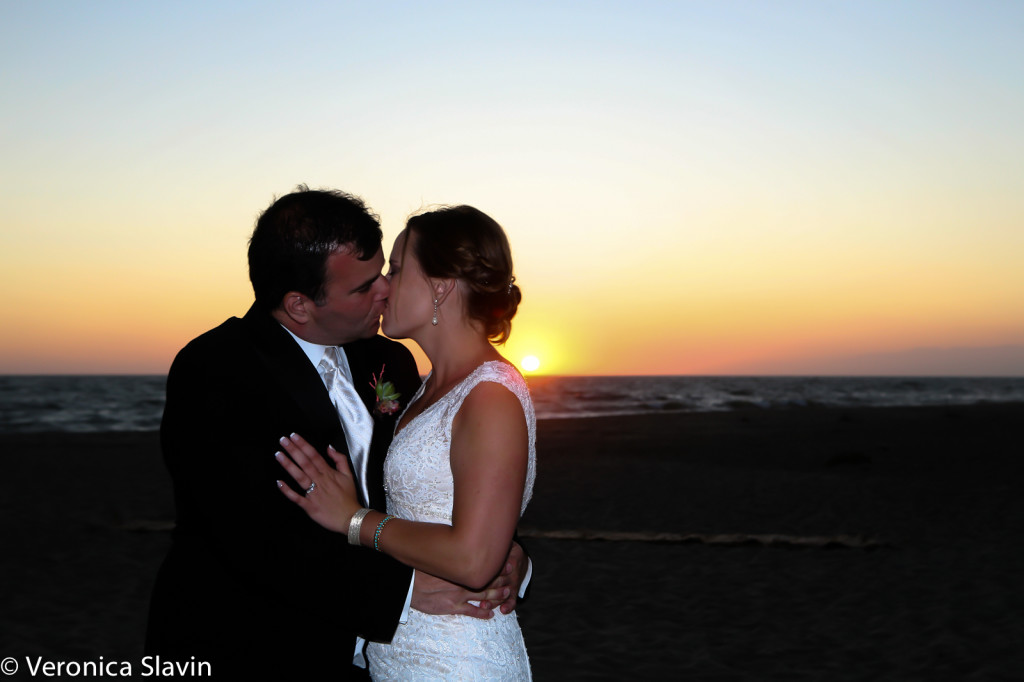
432, 298, 438, 326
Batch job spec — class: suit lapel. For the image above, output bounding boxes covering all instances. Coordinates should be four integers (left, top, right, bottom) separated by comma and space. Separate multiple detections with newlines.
344, 337, 401, 510
242, 306, 345, 449
343, 340, 381, 416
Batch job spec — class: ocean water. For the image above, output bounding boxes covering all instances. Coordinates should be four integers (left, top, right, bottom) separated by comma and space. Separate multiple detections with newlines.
528, 375, 1024, 419
1, 374, 1022, 434
0, 375, 167, 433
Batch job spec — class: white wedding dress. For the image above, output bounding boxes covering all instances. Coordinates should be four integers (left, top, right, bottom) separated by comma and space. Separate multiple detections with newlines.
366, 361, 536, 681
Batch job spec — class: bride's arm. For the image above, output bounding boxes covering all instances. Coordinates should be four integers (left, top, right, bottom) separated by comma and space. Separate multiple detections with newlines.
366, 382, 528, 589
275, 382, 528, 591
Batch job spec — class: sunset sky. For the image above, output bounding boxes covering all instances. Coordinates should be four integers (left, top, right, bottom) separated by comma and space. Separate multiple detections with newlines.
2, 1, 1022, 376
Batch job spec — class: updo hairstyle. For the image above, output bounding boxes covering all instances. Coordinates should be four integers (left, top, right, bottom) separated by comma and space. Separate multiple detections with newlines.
405, 205, 521, 344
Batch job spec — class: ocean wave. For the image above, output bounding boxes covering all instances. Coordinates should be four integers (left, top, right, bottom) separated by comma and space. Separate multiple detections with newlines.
3, 375, 1024, 432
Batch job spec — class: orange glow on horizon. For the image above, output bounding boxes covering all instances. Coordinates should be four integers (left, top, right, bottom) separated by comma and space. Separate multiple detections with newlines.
3, 279, 1022, 375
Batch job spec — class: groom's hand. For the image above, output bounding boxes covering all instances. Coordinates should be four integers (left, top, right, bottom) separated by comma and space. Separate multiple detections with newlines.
410, 542, 527, 618
488, 541, 527, 614
411, 571, 506, 620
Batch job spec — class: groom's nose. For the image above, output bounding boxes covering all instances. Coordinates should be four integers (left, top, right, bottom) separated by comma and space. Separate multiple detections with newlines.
376, 272, 391, 299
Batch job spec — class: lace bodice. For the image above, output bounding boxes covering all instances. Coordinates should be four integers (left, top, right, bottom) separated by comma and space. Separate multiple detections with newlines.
366, 360, 534, 681
383, 360, 537, 523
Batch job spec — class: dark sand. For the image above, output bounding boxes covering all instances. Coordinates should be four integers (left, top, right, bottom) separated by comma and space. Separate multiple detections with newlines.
2, 404, 1022, 679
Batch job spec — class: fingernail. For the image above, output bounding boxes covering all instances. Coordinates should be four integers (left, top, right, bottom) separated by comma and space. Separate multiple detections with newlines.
503, 588, 511, 598
276, 480, 283, 488
274, 451, 282, 459
279, 436, 289, 445
290, 432, 298, 439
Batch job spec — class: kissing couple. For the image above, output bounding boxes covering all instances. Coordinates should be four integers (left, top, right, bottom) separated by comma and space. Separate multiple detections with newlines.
145, 186, 536, 680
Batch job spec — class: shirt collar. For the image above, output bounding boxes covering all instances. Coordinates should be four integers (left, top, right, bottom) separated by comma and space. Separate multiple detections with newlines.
280, 325, 331, 368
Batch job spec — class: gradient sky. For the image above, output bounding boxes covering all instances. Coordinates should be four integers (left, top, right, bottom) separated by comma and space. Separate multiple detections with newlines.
2, 1, 1022, 375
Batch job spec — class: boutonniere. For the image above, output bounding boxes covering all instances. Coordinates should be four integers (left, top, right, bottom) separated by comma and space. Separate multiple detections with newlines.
370, 364, 401, 416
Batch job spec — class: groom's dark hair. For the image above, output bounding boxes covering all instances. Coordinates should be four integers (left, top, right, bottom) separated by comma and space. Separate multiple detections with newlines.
248, 185, 383, 312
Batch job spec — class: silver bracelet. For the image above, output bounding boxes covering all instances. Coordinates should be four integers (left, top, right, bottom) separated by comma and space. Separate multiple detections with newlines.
347, 508, 373, 546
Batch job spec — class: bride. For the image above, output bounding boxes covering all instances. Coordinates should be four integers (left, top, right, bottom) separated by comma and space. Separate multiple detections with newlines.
275, 205, 535, 680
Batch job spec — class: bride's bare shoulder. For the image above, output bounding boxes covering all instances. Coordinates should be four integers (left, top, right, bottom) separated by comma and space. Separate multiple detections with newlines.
453, 377, 527, 434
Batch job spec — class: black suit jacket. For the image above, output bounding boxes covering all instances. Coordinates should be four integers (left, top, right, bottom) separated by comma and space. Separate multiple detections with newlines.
145, 305, 422, 679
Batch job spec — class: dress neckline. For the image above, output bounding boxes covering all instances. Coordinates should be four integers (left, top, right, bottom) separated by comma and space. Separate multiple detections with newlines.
393, 360, 513, 439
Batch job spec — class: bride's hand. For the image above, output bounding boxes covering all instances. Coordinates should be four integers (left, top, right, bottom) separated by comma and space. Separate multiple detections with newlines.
274, 433, 361, 534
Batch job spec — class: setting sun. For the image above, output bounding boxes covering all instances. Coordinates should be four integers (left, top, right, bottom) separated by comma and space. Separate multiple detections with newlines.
521, 355, 541, 373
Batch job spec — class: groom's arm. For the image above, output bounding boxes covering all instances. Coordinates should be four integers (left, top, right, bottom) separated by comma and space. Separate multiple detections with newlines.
411, 541, 530, 618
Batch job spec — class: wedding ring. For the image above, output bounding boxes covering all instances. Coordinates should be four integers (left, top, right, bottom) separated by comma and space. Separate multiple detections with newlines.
305, 481, 317, 495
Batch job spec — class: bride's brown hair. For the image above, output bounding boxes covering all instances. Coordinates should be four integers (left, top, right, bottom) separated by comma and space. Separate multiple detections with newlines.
405, 205, 521, 344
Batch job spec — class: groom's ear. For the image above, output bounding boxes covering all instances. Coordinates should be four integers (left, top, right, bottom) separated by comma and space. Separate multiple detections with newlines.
279, 291, 314, 324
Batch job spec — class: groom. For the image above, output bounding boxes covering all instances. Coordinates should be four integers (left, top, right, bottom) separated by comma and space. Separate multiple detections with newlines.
145, 187, 525, 679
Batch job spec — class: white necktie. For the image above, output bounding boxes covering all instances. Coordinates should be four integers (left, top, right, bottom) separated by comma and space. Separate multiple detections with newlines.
317, 346, 374, 506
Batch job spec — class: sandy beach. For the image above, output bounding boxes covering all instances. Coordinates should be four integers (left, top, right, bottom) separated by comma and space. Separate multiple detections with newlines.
2, 403, 1022, 679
